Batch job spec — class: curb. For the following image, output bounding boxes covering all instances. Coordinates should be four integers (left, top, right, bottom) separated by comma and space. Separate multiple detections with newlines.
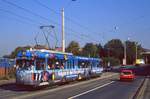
12, 73, 118, 99
132, 77, 148, 99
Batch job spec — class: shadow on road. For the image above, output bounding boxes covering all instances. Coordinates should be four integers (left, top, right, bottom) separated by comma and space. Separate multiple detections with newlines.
0, 83, 47, 92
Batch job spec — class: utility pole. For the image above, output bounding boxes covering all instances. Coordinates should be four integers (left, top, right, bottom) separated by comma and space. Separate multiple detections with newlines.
62, 8, 65, 52
123, 41, 127, 65
135, 42, 138, 61
108, 48, 110, 67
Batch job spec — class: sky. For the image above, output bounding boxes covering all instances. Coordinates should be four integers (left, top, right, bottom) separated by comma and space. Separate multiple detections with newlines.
0, 0, 150, 57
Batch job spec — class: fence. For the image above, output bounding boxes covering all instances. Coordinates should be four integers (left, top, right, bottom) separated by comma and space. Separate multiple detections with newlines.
0, 58, 15, 78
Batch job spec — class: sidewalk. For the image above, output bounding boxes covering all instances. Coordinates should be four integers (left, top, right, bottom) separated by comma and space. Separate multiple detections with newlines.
0, 78, 15, 86
143, 77, 150, 99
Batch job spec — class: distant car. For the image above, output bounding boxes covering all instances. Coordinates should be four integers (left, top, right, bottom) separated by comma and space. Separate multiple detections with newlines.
119, 66, 126, 71
120, 70, 135, 81
104, 66, 112, 72
135, 59, 145, 66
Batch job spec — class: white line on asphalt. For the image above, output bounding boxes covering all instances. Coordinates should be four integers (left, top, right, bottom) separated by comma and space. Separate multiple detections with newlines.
12, 73, 118, 99
68, 81, 115, 99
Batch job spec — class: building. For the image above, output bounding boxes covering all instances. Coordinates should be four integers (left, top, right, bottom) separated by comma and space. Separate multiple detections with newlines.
141, 52, 150, 64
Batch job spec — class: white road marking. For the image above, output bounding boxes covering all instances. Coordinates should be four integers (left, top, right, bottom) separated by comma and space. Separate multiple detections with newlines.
68, 81, 115, 99
12, 73, 118, 99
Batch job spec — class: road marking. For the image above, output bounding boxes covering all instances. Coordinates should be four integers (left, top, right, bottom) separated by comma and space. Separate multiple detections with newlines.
68, 81, 115, 99
12, 73, 117, 99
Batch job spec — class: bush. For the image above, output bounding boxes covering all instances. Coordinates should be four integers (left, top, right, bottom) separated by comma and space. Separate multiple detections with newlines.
102, 57, 120, 67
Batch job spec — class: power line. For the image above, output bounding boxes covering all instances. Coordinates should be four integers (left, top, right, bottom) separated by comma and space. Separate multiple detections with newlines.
33, 0, 98, 34
33, 0, 101, 42
33, 0, 61, 15
0, 8, 87, 44
2, 0, 60, 26
26, 0, 147, 46
2, 0, 100, 43
0, 8, 43, 25
0, 11, 33, 26
0, 8, 91, 43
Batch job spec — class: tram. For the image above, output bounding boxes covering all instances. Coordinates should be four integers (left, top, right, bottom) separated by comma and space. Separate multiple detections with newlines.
15, 49, 103, 86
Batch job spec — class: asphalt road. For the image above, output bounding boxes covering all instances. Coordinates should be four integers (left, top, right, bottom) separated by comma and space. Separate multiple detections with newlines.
143, 77, 150, 99
0, 74, 144, 99
0, 64, 149, 99
70, 76, 144, 99
0, 72, 118, 99
23, 76, 143, 99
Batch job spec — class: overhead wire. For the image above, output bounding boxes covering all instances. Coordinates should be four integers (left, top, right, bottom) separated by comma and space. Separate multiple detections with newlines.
0, 8, 43, 26
33, 0, 149, 47
2, 0, 60, 26
33, 0, 101, 42
1, 0, 99, 43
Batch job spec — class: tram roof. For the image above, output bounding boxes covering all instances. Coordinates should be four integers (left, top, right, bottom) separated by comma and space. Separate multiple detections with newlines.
17, 49, 73, 59
32, 49, 73, 55
17, 49, 101, 61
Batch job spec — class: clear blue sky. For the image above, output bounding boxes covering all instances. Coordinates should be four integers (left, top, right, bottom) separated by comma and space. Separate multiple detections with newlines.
0, 0, 150, 56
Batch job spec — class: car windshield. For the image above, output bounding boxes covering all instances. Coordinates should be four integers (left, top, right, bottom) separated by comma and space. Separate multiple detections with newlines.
121, 72, 132, 75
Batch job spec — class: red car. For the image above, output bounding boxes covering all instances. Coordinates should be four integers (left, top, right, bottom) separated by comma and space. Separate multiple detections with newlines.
120, 70, 135, 81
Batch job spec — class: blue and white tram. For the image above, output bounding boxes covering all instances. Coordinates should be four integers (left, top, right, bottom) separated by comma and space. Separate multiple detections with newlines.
15, 49, 103, 86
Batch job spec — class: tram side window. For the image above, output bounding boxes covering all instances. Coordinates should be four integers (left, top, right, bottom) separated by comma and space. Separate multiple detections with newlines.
86, 62, 90, 68
93, 62, 100, 68
78, 61, 87, 68
66, 60, 74, 69
16, 59, 34, 70
60, 60, 65, 69
47, 59, 65, 70
47, 59, 55, 70
16, 59, 22, 68
92, 62, 96, 67
72, 60, 75, 69
36, 58, 45, 70
54, 60, 65, 69
55, 61, 60, 69
66, 60, 70, 69
78, 61, 82, 68
97, 62, 101, 67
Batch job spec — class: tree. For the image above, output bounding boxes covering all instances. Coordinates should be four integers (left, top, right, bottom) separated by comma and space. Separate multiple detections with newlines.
126, 41, 144, 64
66, 41, 81, 55
9, 46, 31, 58
102, 57, 120, 67
104, 39, 124, 63
95, 43, 105, 58
82, 43, 98, 57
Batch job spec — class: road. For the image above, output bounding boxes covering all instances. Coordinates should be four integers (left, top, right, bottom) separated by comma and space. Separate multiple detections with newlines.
0, 65, 149, 99
0, 73, 144, 99
69, 76, 143, 99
